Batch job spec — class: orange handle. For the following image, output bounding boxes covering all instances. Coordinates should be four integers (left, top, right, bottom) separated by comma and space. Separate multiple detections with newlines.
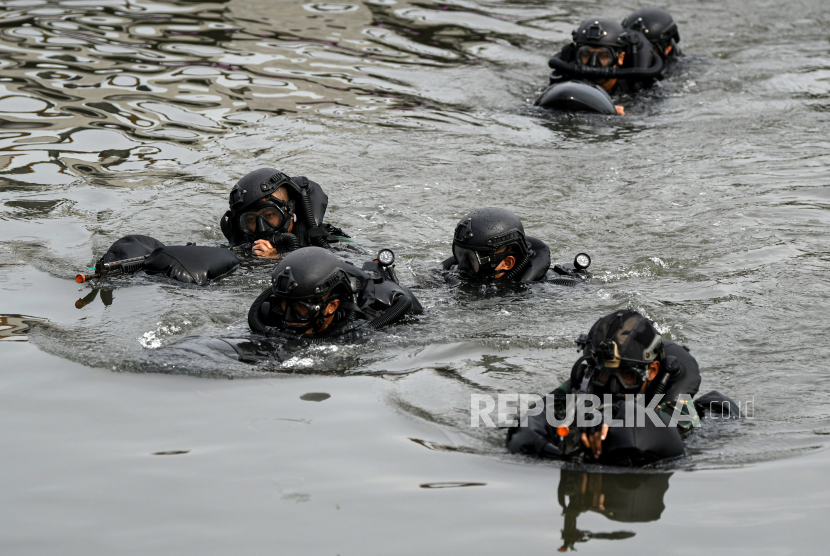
76, 274, 89, 283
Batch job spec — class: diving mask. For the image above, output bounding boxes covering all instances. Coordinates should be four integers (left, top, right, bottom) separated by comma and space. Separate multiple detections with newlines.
576, 45, 618, 68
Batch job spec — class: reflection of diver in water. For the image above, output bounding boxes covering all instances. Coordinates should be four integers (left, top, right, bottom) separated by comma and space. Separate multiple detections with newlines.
74, 287, 113, 309
0, 314, 46, 341
557, 469, 671, 551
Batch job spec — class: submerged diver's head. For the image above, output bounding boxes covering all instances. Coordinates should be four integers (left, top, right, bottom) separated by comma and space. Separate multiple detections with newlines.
452, 207, 531, 282
579, 311, 663, 396
572, 18, 627, 70
269, 247, 354, 335
222, 168, 298, 245
622, 8, 680, 59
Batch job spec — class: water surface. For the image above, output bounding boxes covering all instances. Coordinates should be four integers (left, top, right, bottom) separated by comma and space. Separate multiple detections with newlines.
2, 0, 829, 552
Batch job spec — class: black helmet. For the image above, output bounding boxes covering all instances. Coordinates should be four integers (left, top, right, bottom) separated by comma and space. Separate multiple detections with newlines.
573, 18, 627, 49
452, 207, 530, 280
269, 247, 354, 334
571, 18, 629, 70
578, 310, 663, 394
622, 8, 680, 55
222, 168, 299, 244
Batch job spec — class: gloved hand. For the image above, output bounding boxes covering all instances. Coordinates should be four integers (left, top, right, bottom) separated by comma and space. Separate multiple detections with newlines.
507, 426, 563, 459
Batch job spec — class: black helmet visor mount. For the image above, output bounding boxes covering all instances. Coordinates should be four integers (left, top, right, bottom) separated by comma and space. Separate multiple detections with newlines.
574, 311, 663, 395
574, 19, 624, 49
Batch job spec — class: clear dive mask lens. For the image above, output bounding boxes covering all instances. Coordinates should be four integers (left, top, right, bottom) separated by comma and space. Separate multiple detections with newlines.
238, 202, 291, 234
593, 364, 646, 391
279, 298, 323, 325
453, 244, 512, 278
453, 245, 481, 274
576, 45, 616, 68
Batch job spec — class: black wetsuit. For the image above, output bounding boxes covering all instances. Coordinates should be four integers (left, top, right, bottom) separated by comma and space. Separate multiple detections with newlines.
507, 341, 703, 465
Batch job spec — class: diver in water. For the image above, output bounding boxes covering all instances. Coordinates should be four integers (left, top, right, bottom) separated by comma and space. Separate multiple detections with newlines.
439, 207, 591, 285
248, 246, 422, 341
148, 247, 422, 365
507, 310, 737, 465
536, 18, 665, 115
220, 168, 349, 259
622, 7, 681, 62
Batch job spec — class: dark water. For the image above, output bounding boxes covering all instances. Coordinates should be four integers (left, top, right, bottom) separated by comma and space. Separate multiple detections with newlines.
2, 0, 830, 553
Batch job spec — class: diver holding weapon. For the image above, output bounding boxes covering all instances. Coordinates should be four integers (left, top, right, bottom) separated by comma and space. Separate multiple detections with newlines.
507, 310, 740, 465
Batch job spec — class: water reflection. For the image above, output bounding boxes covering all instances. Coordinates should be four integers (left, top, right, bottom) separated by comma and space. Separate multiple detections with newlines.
0, 0, 580, 184
74, 286, 113, 309
557, 469, 671, 551
0, 314, 46, 341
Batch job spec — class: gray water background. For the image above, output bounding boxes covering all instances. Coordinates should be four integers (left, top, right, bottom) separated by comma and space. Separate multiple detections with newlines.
2, 0, 830, 553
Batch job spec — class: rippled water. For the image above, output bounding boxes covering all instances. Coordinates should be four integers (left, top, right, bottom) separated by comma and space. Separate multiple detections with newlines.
2, 0, 830, 552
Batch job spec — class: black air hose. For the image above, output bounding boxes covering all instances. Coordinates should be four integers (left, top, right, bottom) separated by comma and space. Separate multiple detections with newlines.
299, 180, 328, 248
248, 287, 277, 337
367, 294, 412, 330
502, 253, 532, 282
648, 356, 682, 397
548, 52, 663, 80
570, 356, 589, 388
269, 232, 300, 253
